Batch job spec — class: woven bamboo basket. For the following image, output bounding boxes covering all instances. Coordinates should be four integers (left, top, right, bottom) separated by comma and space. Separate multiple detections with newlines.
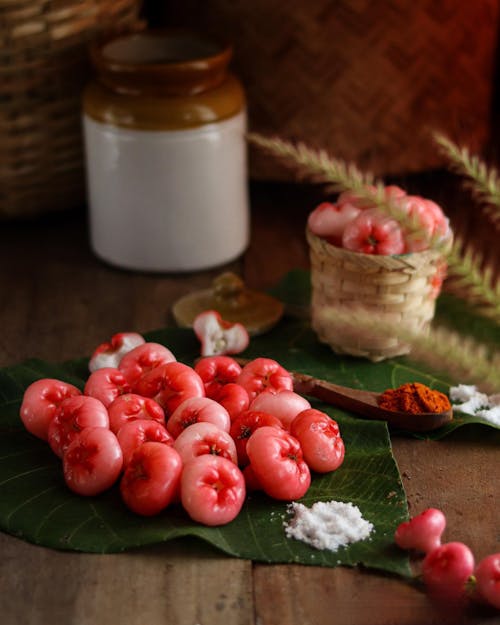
307, 228, 445, 362
0, 0, 142, 219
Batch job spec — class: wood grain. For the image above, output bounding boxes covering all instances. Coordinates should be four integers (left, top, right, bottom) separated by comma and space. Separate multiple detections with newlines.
0, 178, 499, 625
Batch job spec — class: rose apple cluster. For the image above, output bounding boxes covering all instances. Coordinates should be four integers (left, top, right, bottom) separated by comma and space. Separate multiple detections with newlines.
19, 332, 345, 526
395, 508, 500, 611
308, 185, 452, 255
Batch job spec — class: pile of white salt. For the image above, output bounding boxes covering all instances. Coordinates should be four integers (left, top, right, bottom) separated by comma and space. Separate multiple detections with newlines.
284, 500, 373, 552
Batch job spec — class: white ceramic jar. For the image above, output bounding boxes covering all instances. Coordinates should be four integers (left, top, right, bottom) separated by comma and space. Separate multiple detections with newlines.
83, 30, 249, 272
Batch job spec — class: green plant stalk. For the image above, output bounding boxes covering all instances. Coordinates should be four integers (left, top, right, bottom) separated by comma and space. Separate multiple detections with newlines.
247, 133, 433, 247
316, 306, 500, 394
446, 238, 500, 323
434, 133, 500, 224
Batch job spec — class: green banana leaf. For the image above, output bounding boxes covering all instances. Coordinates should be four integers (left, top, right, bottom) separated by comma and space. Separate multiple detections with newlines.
1, 269, 496, 574
0, 329, 411, 576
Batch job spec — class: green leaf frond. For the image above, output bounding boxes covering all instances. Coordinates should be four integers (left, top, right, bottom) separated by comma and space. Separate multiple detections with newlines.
434, 133, 500, 227
248, 133, 434, 246
445, 237, 500, 323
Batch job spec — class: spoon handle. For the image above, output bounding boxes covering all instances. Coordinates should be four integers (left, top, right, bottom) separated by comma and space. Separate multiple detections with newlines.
290, 372, 382, 420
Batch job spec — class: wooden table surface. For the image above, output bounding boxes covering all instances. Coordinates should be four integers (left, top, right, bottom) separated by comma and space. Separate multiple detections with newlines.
1, 179, 499, 625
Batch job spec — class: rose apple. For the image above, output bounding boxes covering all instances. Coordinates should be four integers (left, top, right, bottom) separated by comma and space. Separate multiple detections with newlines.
120, 442, 182, 516
48, 395, 109, 458
194, 356, 242, 398
173, 421, 238, 465
84, 367, 131, 408
236, 358, 293, 401
167, 396, 231, 439
118, 342, 176, 389
63, 427, 123, 496
249, 389, 311, 430
116, 418, 173, 466
135, 361, 205, 417
289, 408, 345, 473
246, 426, 311, 500
107, 393, 165, 434
180, 455, 246, 526
20, 378, 81, 440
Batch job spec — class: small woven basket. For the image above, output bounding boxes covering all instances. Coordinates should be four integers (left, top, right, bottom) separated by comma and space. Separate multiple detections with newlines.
0, 0, 142, 219
307, 228, 445, 362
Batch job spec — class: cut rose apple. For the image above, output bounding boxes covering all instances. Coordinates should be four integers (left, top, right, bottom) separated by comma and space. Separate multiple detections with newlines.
89, 332, 145, 372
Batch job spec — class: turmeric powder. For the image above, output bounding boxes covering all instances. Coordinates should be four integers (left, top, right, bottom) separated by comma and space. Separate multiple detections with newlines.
378, 382, 451, 414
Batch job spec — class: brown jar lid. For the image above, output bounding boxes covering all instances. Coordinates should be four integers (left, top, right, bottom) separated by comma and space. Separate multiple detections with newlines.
172, 272, 284, 336
90, 29, 233, 96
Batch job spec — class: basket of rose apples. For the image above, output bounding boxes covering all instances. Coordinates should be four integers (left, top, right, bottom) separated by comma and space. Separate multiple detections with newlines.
306, 185, 452, 361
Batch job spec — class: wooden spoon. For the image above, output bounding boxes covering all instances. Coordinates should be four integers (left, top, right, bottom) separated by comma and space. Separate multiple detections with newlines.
290, 371, 453, 432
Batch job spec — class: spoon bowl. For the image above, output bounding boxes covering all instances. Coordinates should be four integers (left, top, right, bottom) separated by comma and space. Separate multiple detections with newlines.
290, 371, 453, 432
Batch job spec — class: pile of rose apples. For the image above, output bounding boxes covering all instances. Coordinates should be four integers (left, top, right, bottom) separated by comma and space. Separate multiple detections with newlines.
19, 332, 345, 526
307, 186, 452, 255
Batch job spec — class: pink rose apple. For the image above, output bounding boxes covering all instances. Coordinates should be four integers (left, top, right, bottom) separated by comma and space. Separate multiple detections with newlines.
342, 209, 405, 255
394, 508, 446, 554
107, 393, 165, 434
116, 418, 173, 466
180, 454, 246, 526
307, 201, 361, 245
48, 395, 109, 458
194, 356, 242, 398
236, 357, 293, 402
422, 542, 475, 604
63, 427, 123, 496
249, 389, 311, 430
246, 426, 311, 500
20, 378, 81, 440
120, 442, 182, 516
118, 342, 176, 389
84, 367, 131, 408
173, 421, 238, 465
230, 410, 284, 467
474, 553, 500, 610
211, 383, 250, 421
289, 408, 345, 473
167, 396, 231, 439
135, 361, 205, 417
193, 310, 249, 357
